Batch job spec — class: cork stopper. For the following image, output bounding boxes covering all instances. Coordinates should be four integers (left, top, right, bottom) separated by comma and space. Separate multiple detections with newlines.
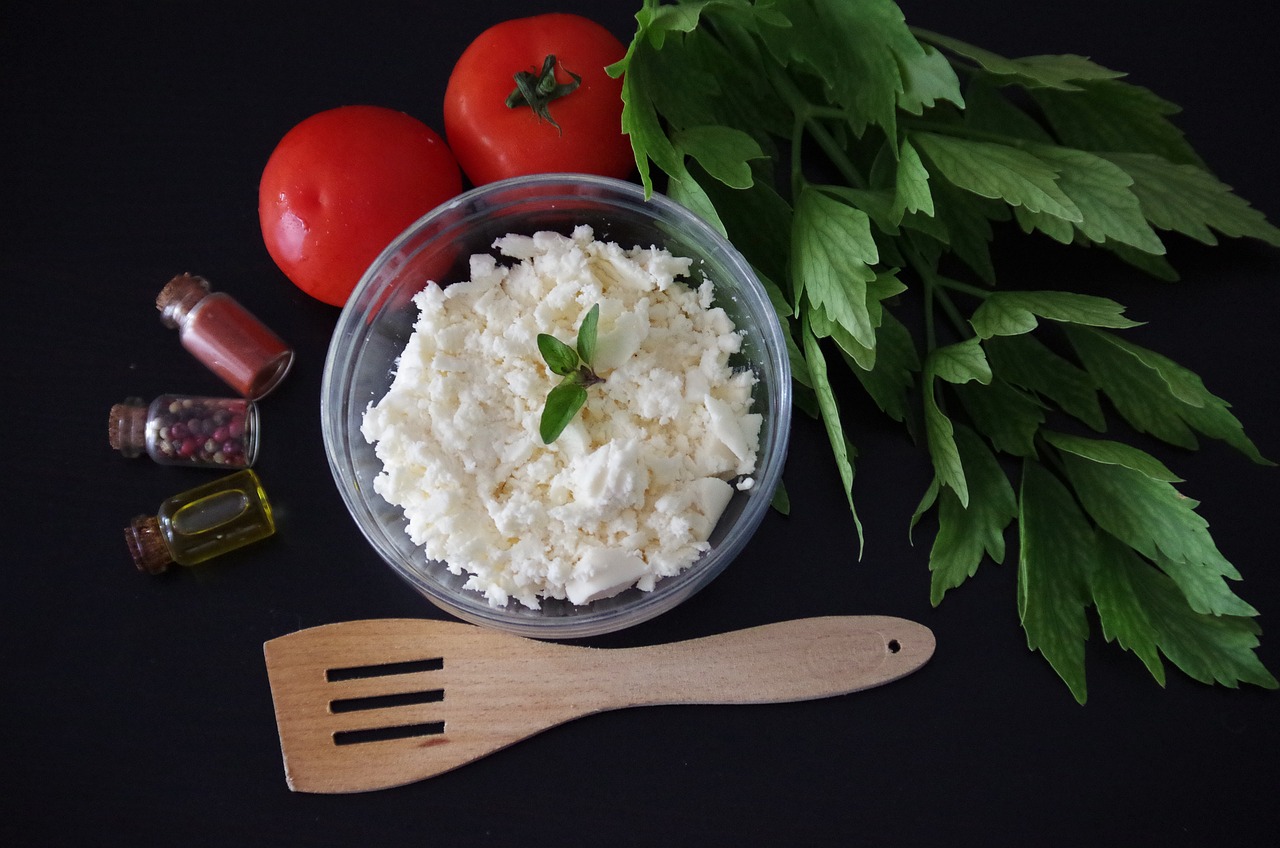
108, 398, 147, 457
156, 273, 212, 329
125, 515, 174, 574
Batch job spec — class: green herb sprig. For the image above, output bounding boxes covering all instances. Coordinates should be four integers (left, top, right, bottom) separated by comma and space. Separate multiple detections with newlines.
538, 304, 603, 444
609, 0, 1279, 701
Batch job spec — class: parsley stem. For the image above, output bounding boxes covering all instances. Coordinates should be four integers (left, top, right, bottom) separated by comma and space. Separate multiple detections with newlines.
932, 285, 970, 339
904, 117, 1036, 151
934, 276, 993, 299
905, 242, 971, 343
923, 279, 937, 351
767, 63, 868, 192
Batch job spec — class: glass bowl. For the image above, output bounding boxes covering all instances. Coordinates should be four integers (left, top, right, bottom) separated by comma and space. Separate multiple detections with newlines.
321, 173, 791, 638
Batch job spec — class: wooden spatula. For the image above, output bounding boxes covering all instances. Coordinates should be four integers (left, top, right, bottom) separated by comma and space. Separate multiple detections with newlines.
263, 615, 934, 793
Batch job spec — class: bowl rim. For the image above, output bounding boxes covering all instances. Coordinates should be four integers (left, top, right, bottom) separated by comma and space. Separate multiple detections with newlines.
320, 172, 792, 638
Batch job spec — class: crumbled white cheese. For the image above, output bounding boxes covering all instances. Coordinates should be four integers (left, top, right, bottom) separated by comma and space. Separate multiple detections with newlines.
361, 226, 763, 609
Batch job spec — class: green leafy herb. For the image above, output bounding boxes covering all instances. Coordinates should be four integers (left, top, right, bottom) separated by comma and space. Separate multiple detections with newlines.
537, 304, 603, 443
610, 0, 1279, 701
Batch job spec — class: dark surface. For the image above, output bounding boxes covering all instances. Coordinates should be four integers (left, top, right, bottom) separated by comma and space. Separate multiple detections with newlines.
3, 2, 1277, 845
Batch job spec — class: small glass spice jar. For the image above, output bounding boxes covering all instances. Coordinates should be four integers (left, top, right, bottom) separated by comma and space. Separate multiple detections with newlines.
125, 469, 276, 574
157, 273, 294, 400
109, 394, 259, 469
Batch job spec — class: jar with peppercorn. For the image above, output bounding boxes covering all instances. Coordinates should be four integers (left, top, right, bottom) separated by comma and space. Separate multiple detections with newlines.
110, 394, 259, 468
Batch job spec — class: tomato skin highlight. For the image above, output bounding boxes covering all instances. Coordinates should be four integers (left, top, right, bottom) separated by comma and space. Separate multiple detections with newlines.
444, 13, 633, 186
258, 105, 462, 306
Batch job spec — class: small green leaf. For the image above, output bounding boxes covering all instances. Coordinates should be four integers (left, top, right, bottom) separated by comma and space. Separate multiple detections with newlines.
760, 0, 918, 136
914, 132, 1082, 222
811, 268, 904, 367
576, 304, 600, 365
801, 313, 862, 547
914, 29, 1126, 91
1105, 152, 1280, 247
897, 42, 964, 115
693, 162, 793, 286
1090, 533, 1166, 685
611, 36, 684, 196
809, 302, 875, 371
792, 186, 879, 346
540, 381, 588, 445
1018, 459, 1096, 703
643, 0, 708, 44
893, 138, 934, 223
985, 334, 1104, 431
922, 338, 992, 508
1058, 450, 1254, 617
929, 336, 991, 386
823, 184, 902, 237
970, 290, 1142, 339
928, 426, 1018, 604
1021, 145, 1166, 254
923, 376, 968, 508
674, 124, 766, 190
771, 480, 791, 515
666, 165, 729, 234
954, 377, 1045, 457
928, 177, 1008, 283
538, 333, 580, 377
847, 310, 920, 425
1033, 79, 1205, 168
1042, 431, 1182, 482
1067, 327, 1272, 464
961, 76, 1055, 142
1097, 536, 1276, 690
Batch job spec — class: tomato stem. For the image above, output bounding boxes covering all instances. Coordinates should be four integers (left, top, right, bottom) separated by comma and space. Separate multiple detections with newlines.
506, 54, 582, 134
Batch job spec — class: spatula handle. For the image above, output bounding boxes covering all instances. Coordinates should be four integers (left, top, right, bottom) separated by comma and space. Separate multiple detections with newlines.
587, 615, 934, 708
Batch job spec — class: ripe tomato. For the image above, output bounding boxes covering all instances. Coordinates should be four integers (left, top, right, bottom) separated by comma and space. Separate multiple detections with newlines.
444, 13, 633, 186
258, 105, 462, 306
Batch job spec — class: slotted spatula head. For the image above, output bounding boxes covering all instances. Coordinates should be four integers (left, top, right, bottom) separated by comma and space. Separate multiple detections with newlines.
264, 616, 934, 793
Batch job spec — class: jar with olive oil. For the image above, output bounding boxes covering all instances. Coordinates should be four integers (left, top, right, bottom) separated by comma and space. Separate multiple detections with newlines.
125, 469, 275, 574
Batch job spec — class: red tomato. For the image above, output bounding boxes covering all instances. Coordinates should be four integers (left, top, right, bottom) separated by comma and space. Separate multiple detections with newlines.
258, 105, 462, 306
443, 13, 633, 186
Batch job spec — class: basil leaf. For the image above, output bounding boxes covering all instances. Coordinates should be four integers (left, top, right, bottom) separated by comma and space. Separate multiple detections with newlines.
539, 381, 588, 445
538, 333, 580, 377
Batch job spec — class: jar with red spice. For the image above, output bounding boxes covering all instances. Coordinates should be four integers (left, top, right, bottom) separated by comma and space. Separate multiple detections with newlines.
157, 273, 294, 399
110, 394, 259, 468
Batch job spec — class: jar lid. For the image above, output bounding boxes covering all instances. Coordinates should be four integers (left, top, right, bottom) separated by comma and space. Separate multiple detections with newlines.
156, 273, 212, 329
125, 515, 173, 574
108, 399, 147, 456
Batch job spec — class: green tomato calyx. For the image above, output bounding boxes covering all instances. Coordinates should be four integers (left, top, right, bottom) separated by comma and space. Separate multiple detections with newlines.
506, 54, 582, 134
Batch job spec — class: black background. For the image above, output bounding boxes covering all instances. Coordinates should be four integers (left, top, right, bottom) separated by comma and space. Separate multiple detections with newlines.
3, 1, 1277, 845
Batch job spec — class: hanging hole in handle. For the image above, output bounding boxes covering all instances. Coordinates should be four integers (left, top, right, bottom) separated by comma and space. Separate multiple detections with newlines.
887, 639, 901, 654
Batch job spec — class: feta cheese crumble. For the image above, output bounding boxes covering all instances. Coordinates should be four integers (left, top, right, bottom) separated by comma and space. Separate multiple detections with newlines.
361, 226, 763, 609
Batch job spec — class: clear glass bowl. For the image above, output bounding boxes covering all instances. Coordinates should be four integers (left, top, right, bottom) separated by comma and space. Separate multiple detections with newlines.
321, 174, 792, 638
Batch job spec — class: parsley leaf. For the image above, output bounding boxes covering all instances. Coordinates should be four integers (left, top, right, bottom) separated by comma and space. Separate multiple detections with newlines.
1018, 459, 1095, 703
914, 132, 1082, 222
928, 425, 1017, 605
969, 290, 1142, 339
1066, 327, 1272, 463
1104, 152, 1280, 247
914, 28, 1126, 91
